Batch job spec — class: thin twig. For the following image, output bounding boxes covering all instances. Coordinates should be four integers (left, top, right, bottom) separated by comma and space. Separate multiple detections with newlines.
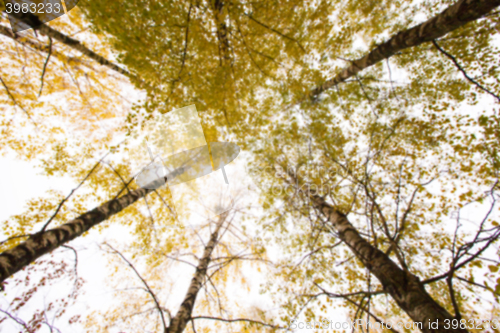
38, 151, 110, 232
244, 13, 306, 52
165, 3, 192, 105
105, 243, 168, 332
433, 40, 500, 103
0, 74, 38, 128
456, 275, 500, 296
38, 36, 52, 97
0, 234, 31, 247
101, 161, 132, 195
154, 190, 177, 219
0, 309, 30, 331
61, 244, 80, 295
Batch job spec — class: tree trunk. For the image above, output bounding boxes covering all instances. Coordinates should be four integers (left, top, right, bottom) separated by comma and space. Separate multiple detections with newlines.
5, 13, 143, 85
312, 197, 468, 333
0, 186, 152, 283
213, 0, 231, 68
309, 0, 500, 99
0, 145, 212, 283
167, 213, 226, 333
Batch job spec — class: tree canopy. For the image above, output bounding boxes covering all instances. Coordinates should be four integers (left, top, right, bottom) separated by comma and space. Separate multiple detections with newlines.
1, 0, 500, 332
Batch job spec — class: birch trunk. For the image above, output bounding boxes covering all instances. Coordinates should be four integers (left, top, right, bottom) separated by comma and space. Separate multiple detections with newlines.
6, 12, 139, 82
0, 149, 206, 283
309, 0, 500, 98
167, 214, 226, 333
313, 197, 468, 333
0, 186, 152, 283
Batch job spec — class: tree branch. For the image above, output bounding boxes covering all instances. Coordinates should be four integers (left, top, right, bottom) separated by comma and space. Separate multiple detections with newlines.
39, 152, 110, 233
8, 12, 147, 88
105, 243, 168, 333
0, 73, 38, 127
432, 39, 500, 102
38, 36, 52, 97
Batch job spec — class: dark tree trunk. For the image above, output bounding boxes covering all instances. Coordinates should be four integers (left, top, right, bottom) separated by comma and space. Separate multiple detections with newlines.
213, 0, 231, 67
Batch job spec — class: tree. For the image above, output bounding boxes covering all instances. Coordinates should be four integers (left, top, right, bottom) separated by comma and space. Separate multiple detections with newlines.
0, 7, 139, 282
306, 0, 500, 100
248, 103, 500, 331
1, 0, 500, 332
81, 197, 278, 333
3, 0, 497, 285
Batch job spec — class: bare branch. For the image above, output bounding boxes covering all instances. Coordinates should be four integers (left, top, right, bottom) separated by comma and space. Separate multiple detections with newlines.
0, 73, 38, 127
432, 39, 500, 102
39, 151, 110, 233
244, 13, 306, 52
165, 3, 192, 105
38, 36, 52, 97
105, 243, 168, 333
